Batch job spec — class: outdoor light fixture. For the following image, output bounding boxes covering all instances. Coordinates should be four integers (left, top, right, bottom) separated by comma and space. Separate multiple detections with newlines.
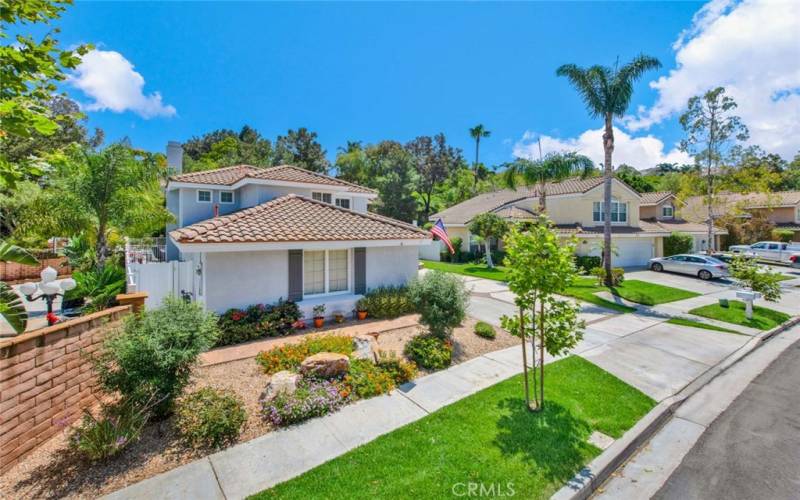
20, 266, 77, 326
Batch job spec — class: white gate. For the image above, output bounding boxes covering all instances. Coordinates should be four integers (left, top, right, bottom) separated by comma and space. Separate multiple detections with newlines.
127, 260, 198, 309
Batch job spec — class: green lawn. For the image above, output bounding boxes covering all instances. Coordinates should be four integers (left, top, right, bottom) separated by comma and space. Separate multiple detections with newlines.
688, 300, 791, 331
422, 260, 512, 281
251, 357, 655, 500
666, 317, 744, 335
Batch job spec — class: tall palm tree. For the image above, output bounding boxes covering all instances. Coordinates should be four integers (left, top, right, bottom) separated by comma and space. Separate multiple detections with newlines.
469, 124, 491, 165
0, 241, 38, 333
502, 152, 595, 213
556, 55, 661, 285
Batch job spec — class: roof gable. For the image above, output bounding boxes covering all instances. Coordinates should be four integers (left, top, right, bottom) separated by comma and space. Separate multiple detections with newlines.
640, 192, 676, 206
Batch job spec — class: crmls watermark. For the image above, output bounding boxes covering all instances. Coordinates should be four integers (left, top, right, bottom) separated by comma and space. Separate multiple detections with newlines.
451, 482, 516, 497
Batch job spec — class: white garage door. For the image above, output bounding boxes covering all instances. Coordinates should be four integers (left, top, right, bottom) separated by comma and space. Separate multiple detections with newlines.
612, 238, 655, 268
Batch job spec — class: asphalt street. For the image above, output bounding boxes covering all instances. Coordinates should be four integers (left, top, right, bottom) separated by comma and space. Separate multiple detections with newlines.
653, 337, 800, 500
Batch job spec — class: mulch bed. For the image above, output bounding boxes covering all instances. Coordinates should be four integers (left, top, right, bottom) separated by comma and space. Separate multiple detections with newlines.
0, 317, 519, 499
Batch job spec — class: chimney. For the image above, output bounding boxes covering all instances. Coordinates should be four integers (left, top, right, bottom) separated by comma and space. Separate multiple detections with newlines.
166, 141, 183, 175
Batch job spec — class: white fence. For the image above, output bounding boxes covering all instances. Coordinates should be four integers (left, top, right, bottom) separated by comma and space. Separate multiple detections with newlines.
419, 239, 442, 261
126, 260, 199, 309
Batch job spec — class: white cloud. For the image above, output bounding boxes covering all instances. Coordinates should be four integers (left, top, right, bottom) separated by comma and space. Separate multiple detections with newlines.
625, 0, 800, 158
69, 50, 176, 118
513, 128, 691, 170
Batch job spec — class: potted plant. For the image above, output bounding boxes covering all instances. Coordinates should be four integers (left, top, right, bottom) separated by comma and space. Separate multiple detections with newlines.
355, 298, 368, 320
333, 311, 345, 324
312, 304, 326, 328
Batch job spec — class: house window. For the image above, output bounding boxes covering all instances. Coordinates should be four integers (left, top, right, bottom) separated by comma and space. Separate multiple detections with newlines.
197, 190, 212, 203
312, 192, 332, 204
592, 199, 628, 223
303, 249, 350, 296
662, 205, 674, 218
220, 191, 234, 204
335, 198, 350, 209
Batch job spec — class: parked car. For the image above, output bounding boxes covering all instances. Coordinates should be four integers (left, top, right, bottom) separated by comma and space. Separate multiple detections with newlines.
649, 254, 729, 280
728, 241, 800, 263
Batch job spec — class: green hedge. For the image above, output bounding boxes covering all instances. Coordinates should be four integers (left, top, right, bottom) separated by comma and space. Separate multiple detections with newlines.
664, 231, 693, 256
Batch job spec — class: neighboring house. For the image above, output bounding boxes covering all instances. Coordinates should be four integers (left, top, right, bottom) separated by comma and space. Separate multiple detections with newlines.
128, 145, 431, 318
429, 177, 725, 267
683, 191, 800, 242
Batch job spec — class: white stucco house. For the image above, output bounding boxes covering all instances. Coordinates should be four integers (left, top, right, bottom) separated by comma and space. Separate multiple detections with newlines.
127, 145, 431, 318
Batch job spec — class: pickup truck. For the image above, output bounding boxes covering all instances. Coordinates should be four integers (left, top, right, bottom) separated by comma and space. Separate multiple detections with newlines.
729, 241, 800, 263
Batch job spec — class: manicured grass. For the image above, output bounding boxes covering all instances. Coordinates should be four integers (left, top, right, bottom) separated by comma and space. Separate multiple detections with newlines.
251, 356, 655, 500
666, 317, 744, 335
563, 277, 637, 313
422, 260, 511, 281
609, 280, 700, 306
688, 300, 791, 331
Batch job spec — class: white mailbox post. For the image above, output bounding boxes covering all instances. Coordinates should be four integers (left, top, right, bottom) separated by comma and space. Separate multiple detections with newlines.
735, 289, 762, 320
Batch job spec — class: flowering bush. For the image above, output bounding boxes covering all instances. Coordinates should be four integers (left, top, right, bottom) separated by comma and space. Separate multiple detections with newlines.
404, 334, 453, 370
263, 379, 347, 426
255, 335, 354, 375
343, 359, 396, 399
175, 387, 246, 449
216, 299, 301, 347
376, 351, 418, 385
69, 400, 149, 461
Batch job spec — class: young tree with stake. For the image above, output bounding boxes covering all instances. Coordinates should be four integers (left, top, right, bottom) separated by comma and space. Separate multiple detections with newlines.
468, 212, 509, 268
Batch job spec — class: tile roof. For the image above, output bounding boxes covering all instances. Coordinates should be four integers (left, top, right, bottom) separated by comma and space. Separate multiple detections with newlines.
639, 191, 675, 206
552, 218, 726, 236
169, 164, 376, 194
491, 205, 537, 221
431, 176, 609, 225
170, 194, 429, 245
641, 218, 728, 235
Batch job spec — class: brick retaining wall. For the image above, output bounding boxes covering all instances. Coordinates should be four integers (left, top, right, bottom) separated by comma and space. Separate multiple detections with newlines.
0, 306, 132, 473
0, 255, 71, 282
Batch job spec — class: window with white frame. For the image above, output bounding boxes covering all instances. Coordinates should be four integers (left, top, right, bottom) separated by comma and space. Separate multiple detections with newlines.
592, 199, 628, 223
662, 204, 674, 218
312, 192, 332, 204
197, 190, 212, 203
335, 198, 350, 209
220, 191, 234, 204
303, 249, 350, 296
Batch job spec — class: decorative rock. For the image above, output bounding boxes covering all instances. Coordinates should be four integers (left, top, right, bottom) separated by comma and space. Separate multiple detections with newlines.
299, 352, 350, 379
260, 370, 300, 402
352, 335, 378, 363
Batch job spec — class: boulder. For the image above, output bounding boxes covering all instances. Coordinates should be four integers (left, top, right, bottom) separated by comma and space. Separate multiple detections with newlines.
260, 370, 300, 402
352, 335, 378, 363
300, 352, 350, 379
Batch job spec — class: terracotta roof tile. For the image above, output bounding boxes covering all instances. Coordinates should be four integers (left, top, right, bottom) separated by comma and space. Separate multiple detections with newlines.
169, 164, 376, 194
171, 194, 429, 245
639, 192, 674, 206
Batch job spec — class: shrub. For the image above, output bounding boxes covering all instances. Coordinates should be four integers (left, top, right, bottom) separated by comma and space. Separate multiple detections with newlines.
262, 379, 346, 426
65, 264, 126, 313
355, 286, 414, 319
474, 321, 496, 339
591, 266, 625, 287
376, 351, 418, 385
404, 334, 452, 370
175, 388, 247, 448
575, 255, 602, 274
408, 270, 469, 338
664, 231, 693, 257
93, 296, 219, 418
216, 299, 300, 347
343, 358, 396, 399
69, 400, 150, 461
255, 334, 353, 374
773, 229, 795, 243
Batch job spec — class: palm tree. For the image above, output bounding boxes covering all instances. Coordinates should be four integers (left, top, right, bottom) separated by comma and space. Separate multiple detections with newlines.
469, 124, 491, 186
502, 152, 595, 213
0, 241, 38, 333
556, 55, 661, 285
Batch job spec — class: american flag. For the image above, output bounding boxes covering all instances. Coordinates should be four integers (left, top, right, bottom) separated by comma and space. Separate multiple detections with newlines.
430, 219, 455, 254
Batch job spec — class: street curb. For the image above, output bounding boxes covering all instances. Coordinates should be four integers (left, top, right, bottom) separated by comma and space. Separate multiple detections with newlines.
552, 315, 800, 500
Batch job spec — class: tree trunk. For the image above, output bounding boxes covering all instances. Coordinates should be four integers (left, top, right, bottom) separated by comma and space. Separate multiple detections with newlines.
538, 299, 545, 409
484, 239, 493, 268
519, 307, 532, 411
602, 114, 614, 286
530, 304, 539, 410
96, 219, 108, 271
706, 124, 715, 254
539, 180, 547, 213
473, 138, 480, 189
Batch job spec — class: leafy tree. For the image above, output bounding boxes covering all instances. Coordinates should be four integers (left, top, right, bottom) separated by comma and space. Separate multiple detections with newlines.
0, 0, 90, 188
469, 124, 490, 187
500, 218, 585, 411
366, 141, 418, 222
663, 232, 693, 256
468, 212, 508, 268
502, 152, 595, 212
183, 125, 273, 171
615, 164, 655, 193
406, 133, 463, 223
679, 87, 749, 253
0, 240, 38, 333
729, 255, 782, 302
557, 55, 662, 285
334, 142, 369, 185
407, 270, 469, 339
274, 127, 330, 173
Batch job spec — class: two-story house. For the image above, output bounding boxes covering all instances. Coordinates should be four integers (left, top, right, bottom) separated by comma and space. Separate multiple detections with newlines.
136, 145, 431, 318
429, 177, 724, 266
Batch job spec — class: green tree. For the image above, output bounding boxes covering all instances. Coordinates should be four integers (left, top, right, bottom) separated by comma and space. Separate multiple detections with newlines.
500, 218, 585, 411
557, 55, 662, 285
366, 141, 418, 222
502, 152, 595, 212
274, 127, 330, 173
729, 255, 782, 302
407, 270, 469, 339
679, 87, 749, 253
182, 125, 273, 171
663, 231, 693, 256
406, 133, 463, 223
0, 0, 90, 188
467, 212, 508, 268
615, 164, 655, 193
0, 240, 38, 333
334, 142, 369, 185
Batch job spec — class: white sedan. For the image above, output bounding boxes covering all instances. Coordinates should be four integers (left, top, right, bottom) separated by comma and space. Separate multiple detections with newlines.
649, 254, 729, 280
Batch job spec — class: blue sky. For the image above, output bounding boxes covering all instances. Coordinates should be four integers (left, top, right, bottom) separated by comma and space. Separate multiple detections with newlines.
49, 1, 800, 168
